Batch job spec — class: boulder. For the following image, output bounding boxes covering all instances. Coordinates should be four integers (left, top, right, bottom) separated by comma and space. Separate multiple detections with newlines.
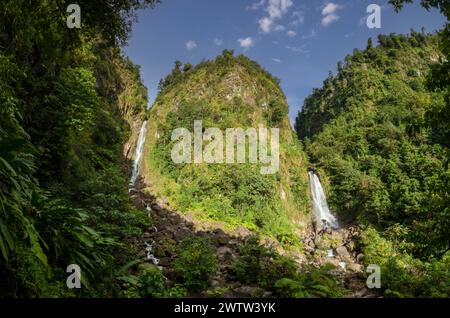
347, 263, 363, 273
346, 241, 355, 252
356, 253, 364, 263
150, 204, 162, 213
210, 279, 221, 288
234, 286, 265, 298
185, 212, 194, 223
304, 245, 315, 255
157, 257, 171, 267
228, 239, 239, 246
236, 226, 252, 238
173, 226, 190, 241
336, 246, 351, 259
262, 291, 273, 298
156, 197, 169, 208
347, 262, 363, 273
215, 234, 229, 246
216, 246, 236, 262
323, 257, 341, 268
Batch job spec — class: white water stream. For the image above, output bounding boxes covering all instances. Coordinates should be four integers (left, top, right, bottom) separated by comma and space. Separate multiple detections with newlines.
308, 171, 340, 230
128, 121, 160, 266
145, 241, 160, 265
129, 121, 148, 188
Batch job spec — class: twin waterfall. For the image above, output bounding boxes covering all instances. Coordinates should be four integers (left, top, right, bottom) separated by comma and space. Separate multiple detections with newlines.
129, 122, 339, 238
129, 121, 148, 188
308, 171, 340, 230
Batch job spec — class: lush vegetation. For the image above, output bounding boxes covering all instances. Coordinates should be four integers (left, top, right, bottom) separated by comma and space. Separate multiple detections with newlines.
1, 0, 448, 299
360, 226, 450, 297
144, 50, 311, 246
295, 31, 449, 297
114, 237, 219, 298
173, 236, 217, 292
0, 0, 158, 297
234, 237, 347, 298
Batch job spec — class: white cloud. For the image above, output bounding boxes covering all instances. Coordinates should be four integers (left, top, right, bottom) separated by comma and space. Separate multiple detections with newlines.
185, 40, 197, 51
238, 37, 254, 50
321, 2, 343, 27
258, 0, 293, 33
247, 0, 266, 11
259, 17, 273, 33
285, 43, 309, 54
291, 11, 305, 26
287, 30, 296, 37
272, 58, 282, 63
213, 38, 224, 46
274, 25, 286, 32
267, 0, 293, 19
321, 14, 339, 26
321, 3, 341, 16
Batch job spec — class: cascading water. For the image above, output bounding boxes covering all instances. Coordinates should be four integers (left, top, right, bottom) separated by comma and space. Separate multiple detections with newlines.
145, 240, 160, 265
308, 171, 339, 230
128, 121, 160, 266
129, 121, 148, 188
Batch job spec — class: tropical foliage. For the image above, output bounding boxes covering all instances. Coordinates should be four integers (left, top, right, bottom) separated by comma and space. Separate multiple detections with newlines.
295, 31, 449, 297
0, 0, 157, 297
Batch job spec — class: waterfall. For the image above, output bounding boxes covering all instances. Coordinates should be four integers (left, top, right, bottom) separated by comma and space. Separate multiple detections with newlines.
145, 240, 160, 265
129, 121, 148, 188
129, 122, 161, 268
308, 171, 339, 230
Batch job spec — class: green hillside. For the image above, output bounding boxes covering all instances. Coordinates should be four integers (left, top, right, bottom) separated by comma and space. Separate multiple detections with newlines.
295, 32, 449, 297
143, 51, 311, 245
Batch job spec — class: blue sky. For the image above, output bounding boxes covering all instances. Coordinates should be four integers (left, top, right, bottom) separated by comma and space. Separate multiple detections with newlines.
124, 0, 446, 123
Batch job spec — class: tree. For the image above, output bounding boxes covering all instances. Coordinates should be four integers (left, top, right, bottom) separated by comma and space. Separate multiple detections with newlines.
73, 0, 161, 45
389, 0, 450, 18
183, 63, 193, 72
0, 0, 160, 297
389, 0, 450, 151
222, 49, 234, 59
367, 37, 373, 50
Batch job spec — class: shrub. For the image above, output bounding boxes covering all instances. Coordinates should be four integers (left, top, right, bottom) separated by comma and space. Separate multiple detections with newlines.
360, 227, 450, 298
234, 237, 297, 289
173, 236, 217, 291
274, 278, 306, 298
138, 265, 167, 298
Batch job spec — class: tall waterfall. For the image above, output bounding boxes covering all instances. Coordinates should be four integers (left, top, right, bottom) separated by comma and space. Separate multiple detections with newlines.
308, 171, 339, 230
129, 121, 148, 188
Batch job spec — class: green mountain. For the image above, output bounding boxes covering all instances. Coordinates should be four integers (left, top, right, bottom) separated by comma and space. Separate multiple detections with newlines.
1, 0, 448, 300
143, 51, 311, 245
295, 32, 450, 297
